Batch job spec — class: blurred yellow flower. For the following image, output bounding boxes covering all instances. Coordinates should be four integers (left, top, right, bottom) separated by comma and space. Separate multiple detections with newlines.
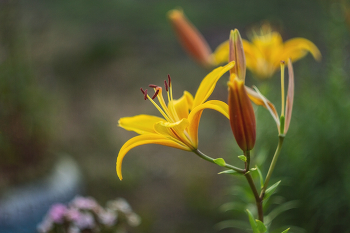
167, 9, 321, 79
116, 62, 234, 180
214, 24, 321, 79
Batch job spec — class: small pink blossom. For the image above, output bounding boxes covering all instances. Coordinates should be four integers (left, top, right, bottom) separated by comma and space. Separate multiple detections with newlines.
73, 212, 95, 229
98, 210, 117, 226
65, 208, 80, 221
70, 196, 99, 211
48, 204, 67, 223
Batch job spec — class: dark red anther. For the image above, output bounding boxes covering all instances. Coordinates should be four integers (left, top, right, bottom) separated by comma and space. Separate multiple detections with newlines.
167, 74, 171, 87
144, 89, 148, 100
151, 89, 160, 99
149, 84, 158, 88
164, 80, 168, 92
140, 88, 145, 94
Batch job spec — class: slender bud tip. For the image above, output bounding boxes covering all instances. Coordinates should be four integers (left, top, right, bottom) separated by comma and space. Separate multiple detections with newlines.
229, 29, 246, 81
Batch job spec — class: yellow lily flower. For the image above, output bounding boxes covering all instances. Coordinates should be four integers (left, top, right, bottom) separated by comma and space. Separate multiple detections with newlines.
167, 9, 320, 79
214, 24, 321, 79
116, 62, 234, 180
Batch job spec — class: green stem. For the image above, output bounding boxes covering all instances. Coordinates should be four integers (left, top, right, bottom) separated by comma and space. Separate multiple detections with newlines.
193, 149, 245, 174
245, 172, 264, 222
245, 150, 250, 171
260, 135, 285, 199
194, 149, 263, 221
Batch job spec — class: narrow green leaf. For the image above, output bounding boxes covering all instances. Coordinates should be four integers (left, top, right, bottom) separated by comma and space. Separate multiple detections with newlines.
238, 155, 247, 162
214, 158, 226, 167
265, 201, 299, 225
256, 220, 267, 233
245, 209, 259, 233
215, 220, 249, 231
218, 169, 239, 175
220, 202, 246, 212
255, 165, 264, 189
264, 180, 281, 200
281, 228, 290, 233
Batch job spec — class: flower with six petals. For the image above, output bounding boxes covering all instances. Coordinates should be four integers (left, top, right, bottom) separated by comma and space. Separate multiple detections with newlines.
116, 62, 234, 180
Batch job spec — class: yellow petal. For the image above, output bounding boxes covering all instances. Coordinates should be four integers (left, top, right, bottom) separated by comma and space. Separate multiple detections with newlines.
153, 119, 194, 150
242, 40, 259, 61
187, 100, 229, 148
117, 134, 189, 180
118, 115, 164, 135
280, 38, 321, 65
184, 90, 194, 110
192, 62, 234, 108
284, 58, 294, 134
242, 40, 275, 79
172, 91, 193, 120
252, 31, 283, 54
212, 40, 229, 65
245, 86, 279, 126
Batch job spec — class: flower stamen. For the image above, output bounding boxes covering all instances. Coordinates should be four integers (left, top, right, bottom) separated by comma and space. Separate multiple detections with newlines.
140, 88, 148, 100
149, 84, 158, 88
164, 80, 168, 92
167, 74, 171, 87
168, 74, 174, 102
152, 89, 160, 99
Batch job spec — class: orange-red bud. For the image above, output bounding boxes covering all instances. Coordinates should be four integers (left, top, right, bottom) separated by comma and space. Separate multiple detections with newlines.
228, 29, 255, 151
228, 78, 256, 151
168, 9, 213, 67
229, 29, 246, 81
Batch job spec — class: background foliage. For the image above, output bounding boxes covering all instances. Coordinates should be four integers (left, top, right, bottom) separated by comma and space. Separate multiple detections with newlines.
1, 0, 350, 232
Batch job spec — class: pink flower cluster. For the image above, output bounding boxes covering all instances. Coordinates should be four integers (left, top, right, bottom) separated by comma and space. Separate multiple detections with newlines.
38, 196, 140, 233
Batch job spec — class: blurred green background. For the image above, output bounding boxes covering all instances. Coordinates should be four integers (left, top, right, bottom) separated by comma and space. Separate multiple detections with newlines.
1, 0, 350, 232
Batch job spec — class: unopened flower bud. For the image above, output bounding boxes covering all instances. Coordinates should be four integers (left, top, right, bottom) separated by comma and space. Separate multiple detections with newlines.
228, 79, 256, 151
168, 9, 214, 67
229, 29, 246, 81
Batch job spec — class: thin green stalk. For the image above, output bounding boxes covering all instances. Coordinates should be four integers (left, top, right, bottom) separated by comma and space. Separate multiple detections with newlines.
260, 135, 285, 199
244, 150, 250, 171
245, 172, 264, 222
194, 149, 263, 221
193, 149, 245, 173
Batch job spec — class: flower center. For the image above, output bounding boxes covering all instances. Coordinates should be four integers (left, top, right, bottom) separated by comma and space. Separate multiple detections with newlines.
140, 75, 180, 123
